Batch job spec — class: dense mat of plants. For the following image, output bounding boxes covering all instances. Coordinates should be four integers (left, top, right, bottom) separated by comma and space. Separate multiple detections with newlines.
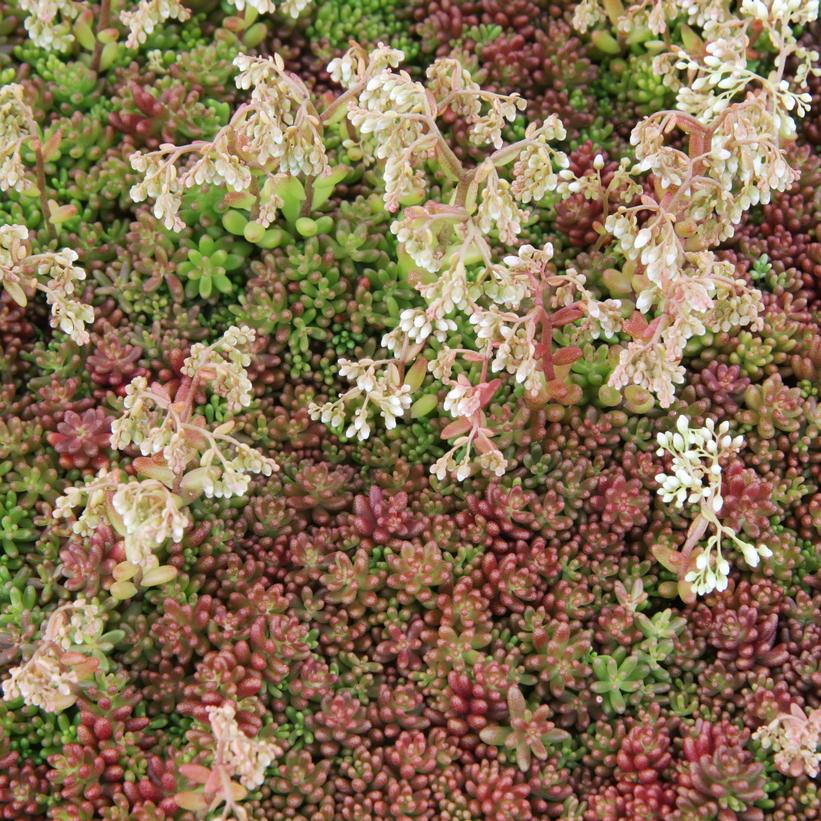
0, 0, 819, 818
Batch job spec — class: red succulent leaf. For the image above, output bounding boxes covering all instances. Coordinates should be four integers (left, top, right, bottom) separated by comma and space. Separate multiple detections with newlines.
441, 417, 472, 439
624, 311, 661, 342
552, 346, 583, 366
552, 306, 584, 327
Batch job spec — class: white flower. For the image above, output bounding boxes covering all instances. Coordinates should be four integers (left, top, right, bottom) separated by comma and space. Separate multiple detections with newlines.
207, 702, 282, 789
328, 43, 404, 89
0, 84, 35, 192
656, 417, 771, 597
112, 480, 190, 570
443, 380, 481, 419
120, 0, 191, 49
19, 0, 81, 52
476, 163, 528, 244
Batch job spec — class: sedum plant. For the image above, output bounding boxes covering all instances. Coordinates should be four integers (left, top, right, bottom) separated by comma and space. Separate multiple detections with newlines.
479, 684, 570, 771
0, 83, 94, 341
312, 50, 624, 480
1, 599, 104, 712
570, 0, 818, 408
175, 701, 282, 820
126, 28, 818, 481
129, 44, 624, 481
16, 0, 310, 56
0, 224, 93, 344
54, 326, 278, 599
652, 415, 772, 599
754, 704, 821, 779
0, 83, 79, 234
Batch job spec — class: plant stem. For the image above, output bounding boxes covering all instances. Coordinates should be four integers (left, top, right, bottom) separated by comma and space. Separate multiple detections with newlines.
90, 0, 112, 74
301, 175, 315, 217
34, 141, 55, 241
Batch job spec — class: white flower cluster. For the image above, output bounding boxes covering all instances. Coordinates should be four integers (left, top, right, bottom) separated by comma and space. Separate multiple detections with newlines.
0, 225, 93, 344
309, 359, 412, 441
55, 326, 276, 596
130, 52, 329, 232
573, 0, 679, 35
345, 53, 526, 210
510, 117, 572, 204
54, 469, 189, 572
754, 704, 821, 779
348, 69, 435, 211
0, 84, 35, 192
208, 702, 283, 790
194, 438, 277, 499
610, 340, 685, 409
655, 416, 772, 595
740, 0, 819, 28
571, 0, 815, 37
120, 0, 191, 50
19, 0, 80, 51
111, 328, 277, 496
0, 224, 30, 306
327, 43, 405, 90
443, 377, 483, 419
318, 48, 621, 481
129, 150, 185, 232
391, 203, 463, 274
476, 163, 528, 245
109, 376, 168, 452
111, 479, 190, 571
2, 641, 82, 713
37, 248, 94, 345
583, 0, 817, 411
54, 469, 120, 538
2, 601, 101, 713
382, 308, 456, 355
431, 420, 507, 482
226, 0, 310, 16
672, 34, 811, 144
424, 58, 525, 149
182, 325, 257, 412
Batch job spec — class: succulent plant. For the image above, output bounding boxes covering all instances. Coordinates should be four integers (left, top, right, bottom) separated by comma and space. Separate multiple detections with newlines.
0, 2, 817, 818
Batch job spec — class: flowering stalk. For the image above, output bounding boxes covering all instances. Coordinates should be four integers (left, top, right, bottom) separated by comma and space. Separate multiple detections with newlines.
754, 704, 821, 779
0, 224, 93, 344
125, 46, 395, 232
175, 702, 282, 820
653, 416, 772, 599
129, 45, 617, 481
0, 83, 74, 240
54, 326, 278, 599
571, 3, 817, 407
1, 600, 105, 713
308, 48, 622, 480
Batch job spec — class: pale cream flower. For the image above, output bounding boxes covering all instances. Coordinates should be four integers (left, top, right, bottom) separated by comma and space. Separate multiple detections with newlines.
476, 163, 528, 245
112, 479, 190, 570
754, 704, 821, 779
655, 416, 772, 596
511, 117, 569, 204
19, 0, 80, 51
183, 325, 257, 412
609, 340, 685, 409
0, 84, 35, 192
0, 224, 31, 306
2, 601, 101, 713
120, 0, 191, 49
327, 43, 404, 89
208, 702, 282, 790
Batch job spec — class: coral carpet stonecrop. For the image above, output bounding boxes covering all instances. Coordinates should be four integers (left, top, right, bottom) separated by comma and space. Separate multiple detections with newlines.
0, 0, 819, 819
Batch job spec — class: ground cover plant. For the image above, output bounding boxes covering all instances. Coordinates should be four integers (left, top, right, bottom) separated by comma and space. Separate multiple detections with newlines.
0, 0, 819, 818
